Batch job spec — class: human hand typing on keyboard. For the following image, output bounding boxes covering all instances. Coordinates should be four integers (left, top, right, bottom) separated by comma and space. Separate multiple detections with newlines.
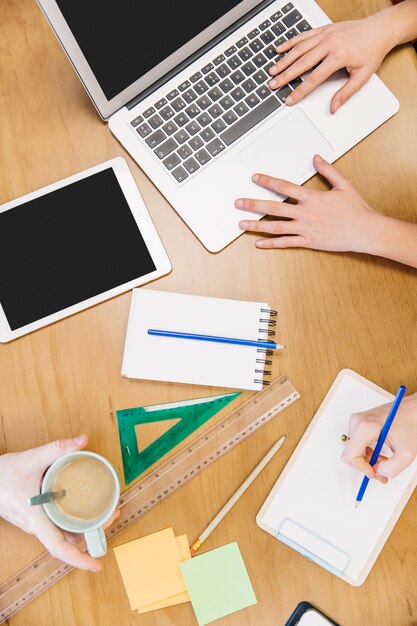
267, 1, 417, 112
235, 154, 417, 269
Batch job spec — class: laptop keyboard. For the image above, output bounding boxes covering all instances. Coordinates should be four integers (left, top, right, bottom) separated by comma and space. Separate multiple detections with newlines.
130, 3, 311, 184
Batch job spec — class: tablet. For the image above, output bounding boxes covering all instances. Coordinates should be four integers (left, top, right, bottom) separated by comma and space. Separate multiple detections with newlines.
0, 157, 171, 341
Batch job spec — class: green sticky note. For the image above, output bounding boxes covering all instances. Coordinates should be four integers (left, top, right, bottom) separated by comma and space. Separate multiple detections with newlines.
179, 542, 257, 626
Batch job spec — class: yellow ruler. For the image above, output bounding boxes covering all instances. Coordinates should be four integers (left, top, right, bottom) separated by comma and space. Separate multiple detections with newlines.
0, 374, 299, 623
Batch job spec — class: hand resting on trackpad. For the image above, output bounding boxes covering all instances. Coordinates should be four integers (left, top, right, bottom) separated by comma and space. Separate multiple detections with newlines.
238, 109, 334, 184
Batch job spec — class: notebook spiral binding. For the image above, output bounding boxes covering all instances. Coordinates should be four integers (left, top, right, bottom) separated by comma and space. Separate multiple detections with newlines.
254, 308, 278, 386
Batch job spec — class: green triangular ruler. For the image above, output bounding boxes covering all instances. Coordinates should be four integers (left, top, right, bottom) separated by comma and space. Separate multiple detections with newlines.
116, 392, 240, 485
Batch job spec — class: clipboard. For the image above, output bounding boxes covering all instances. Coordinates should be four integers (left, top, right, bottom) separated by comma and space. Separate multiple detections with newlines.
256, 369, 417, 586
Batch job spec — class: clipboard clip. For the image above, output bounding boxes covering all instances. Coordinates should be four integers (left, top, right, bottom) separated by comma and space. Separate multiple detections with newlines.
276, 518, 351, 577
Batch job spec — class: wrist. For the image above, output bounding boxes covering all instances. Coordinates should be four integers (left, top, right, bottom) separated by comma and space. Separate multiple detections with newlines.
352, 211, 389, 256
375, 1, 417, 49
366, 214, 417, 267
365, 213, 395, 257
368, 10, 402, 53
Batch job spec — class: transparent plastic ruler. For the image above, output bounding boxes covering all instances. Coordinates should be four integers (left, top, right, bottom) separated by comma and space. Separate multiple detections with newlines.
0, 374, 299, 623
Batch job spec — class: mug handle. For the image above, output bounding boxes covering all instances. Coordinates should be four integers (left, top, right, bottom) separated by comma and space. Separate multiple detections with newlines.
84, 526, 107, 558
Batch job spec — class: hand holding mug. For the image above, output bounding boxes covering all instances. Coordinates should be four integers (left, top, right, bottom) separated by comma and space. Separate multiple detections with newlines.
0, 435, 120, 571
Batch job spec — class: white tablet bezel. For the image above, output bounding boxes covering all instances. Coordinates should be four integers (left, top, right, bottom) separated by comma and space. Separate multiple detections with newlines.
0, 157, 171, 342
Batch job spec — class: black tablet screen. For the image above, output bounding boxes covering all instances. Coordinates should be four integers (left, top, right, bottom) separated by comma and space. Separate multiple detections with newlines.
0, 168, 156, 330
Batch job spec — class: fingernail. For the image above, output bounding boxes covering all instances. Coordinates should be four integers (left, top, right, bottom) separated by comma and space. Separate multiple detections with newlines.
239, 221, 248, 230
256, 240, 266, 247
75, 435, 85, 445
235, 199, 243, 208
314, 154, 323, 163
268, 79, 277, 88
285, 94, 293, 105
252, 174, 260, 183
332, 100, 340, 112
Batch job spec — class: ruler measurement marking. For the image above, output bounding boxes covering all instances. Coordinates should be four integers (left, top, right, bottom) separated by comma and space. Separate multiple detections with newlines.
0, 377, 299, 623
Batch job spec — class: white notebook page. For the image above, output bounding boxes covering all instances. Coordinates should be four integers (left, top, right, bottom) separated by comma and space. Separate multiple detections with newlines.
258, 371, 417, 581
121, 289, 272, 390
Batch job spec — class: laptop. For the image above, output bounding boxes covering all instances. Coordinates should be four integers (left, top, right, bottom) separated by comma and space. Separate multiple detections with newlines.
36, 0, 399, 252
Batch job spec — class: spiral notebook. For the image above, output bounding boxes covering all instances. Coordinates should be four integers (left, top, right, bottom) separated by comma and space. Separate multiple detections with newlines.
121, 289, 277, 390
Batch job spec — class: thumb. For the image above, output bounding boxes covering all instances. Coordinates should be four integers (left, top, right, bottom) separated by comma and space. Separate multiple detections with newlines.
330, 69, 370, 113
32, 434, 88, 470
375, 451, 414, 479
313, 154, 350, 190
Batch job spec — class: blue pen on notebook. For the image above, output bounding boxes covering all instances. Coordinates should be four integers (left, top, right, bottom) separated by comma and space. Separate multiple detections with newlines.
147, 329, 285, 350
355, 385, 406, 507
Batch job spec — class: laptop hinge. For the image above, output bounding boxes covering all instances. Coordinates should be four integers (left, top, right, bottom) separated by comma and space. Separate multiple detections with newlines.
126, 0, 276, 110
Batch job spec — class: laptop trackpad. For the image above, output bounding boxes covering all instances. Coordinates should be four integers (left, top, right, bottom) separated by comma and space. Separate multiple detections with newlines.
238, 109, 334, 183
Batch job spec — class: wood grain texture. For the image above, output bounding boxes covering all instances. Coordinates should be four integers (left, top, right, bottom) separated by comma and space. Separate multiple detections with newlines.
1, 0, 417, 624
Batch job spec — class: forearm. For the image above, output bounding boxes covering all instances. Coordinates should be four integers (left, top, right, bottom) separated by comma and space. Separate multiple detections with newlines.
365, 213, 417, 268
374, 0, 417, 49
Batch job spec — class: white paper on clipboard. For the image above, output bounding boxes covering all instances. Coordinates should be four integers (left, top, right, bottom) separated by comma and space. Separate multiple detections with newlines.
256, 369, 417, 586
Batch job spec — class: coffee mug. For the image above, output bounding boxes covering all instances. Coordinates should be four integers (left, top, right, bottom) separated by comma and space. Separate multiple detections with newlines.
42, 451, 120, 558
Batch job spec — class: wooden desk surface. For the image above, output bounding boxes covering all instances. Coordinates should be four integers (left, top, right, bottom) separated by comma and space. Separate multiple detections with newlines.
1, 1, 417, 624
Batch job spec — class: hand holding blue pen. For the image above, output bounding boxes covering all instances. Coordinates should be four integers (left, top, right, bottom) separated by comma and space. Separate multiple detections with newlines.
355, 385, 406, 506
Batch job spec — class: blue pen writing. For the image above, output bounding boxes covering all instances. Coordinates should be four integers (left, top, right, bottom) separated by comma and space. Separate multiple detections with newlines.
355, 385, 406, 507
147, 329, 285, 350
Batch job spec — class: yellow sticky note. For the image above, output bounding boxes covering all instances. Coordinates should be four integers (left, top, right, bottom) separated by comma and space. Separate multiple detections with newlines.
137, 535, 191, 614
113, 527, 188, 610
176, 534, 192, 561
137, 591, 190, 614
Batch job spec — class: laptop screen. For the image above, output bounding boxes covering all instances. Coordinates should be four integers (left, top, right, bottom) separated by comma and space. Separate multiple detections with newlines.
55, 1, 243, 101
